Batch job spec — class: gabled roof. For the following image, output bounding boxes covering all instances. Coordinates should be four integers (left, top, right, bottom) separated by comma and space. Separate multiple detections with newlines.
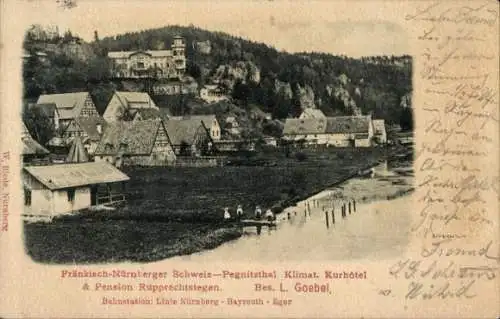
66, 136, 90, 163
283, 118, 327, 135
24, 162, 129, 190
94, 119, 164, 156
65, 117, 107, 142
325, 116, 370, 134
21, 122, 50, 155
37, 92, 89, 110
115, 91, 155, 105
164, 119, 207, 145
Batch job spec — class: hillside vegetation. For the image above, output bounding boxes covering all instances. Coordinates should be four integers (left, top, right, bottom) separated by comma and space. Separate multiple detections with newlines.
23, 24, 412, 126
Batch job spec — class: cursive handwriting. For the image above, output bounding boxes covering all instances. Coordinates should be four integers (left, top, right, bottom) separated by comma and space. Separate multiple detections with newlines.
405, 2, 498, 26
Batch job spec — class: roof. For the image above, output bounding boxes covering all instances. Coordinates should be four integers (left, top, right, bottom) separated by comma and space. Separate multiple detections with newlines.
325, 116, 370, 134
22, 122, 50, 155
24, 162, 129, 190
301, 108, 326, 119
66, 117, 107, 141
22, 137, 50, 156
94, 119, 163, 156
115, 91, 155, 104
37, 92, 89, 110
135, 108, 161, 120
164, 119, 206, 145
283, 116, 371, 135
283, 118, 327, 135
66, 136, 90, 163
108, 50, 173, 59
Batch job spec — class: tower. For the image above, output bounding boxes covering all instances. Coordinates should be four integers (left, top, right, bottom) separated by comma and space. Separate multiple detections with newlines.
172, 35, 186, 78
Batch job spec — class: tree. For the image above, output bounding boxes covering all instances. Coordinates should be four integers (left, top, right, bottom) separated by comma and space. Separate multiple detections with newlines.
23, 106, 56, 145
232, 79, 251, 106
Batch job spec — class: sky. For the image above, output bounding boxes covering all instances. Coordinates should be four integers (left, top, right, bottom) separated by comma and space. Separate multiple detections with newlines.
11, 0, 410, 57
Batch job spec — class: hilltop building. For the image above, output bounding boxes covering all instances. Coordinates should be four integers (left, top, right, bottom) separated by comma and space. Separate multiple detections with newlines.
35, 92, 99, 129
108, 36, 186, 79
103, 91, 158, 123
199, 84, 229, 104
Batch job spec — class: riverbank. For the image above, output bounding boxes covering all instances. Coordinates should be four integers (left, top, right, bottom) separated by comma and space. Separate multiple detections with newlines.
24, 147, 411, 264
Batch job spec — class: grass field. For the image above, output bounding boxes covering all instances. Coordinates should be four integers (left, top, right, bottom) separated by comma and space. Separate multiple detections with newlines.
24, 147, 393, 264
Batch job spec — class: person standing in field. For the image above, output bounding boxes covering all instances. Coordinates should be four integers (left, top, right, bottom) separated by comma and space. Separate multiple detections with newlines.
255, 206, 262, 219
236, 205, 243, 220
265, 209, 275, 222
224, 207, 231, 220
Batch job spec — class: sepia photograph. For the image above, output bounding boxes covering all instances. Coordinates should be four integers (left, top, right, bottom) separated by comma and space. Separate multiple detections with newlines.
1, 0, 498, 318
20, 11, 414, 264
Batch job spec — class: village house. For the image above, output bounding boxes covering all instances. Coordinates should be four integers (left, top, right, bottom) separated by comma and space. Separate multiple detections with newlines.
151, 78, 199, 96
163, 118, 213, 156
22, 122, 50, 164
36, 92, 100, 129
62, 116, 107, 155
199, 84, 229, 104
372, 119, 387, 144
94, 119, 176, 166
170, 115, 221, 141
299, 108, 326, 119
103, 91, 158, 123
23, 162, 129, 218
108, 36, 186, 79
282, 115, 374, 147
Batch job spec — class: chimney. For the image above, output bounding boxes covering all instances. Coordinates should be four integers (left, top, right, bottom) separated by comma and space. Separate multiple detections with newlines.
97, 124, 102, 135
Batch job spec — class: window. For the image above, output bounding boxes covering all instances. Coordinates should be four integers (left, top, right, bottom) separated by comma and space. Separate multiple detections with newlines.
67, 188, 75, 202
24, 188, 31, 206
137, 62, 145, 68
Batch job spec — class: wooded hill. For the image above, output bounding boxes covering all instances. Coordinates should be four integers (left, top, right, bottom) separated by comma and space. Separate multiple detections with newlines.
23, 24, 412, 126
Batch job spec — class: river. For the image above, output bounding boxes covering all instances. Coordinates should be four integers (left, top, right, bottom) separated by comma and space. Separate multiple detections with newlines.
169, 160, 414, 262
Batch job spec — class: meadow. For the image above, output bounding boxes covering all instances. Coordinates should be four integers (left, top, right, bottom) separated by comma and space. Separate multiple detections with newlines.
24, 147, 393, 264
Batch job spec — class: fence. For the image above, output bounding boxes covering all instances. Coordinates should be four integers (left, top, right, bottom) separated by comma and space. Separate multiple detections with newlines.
171, 156, 227, 167
96, 194, 126, 205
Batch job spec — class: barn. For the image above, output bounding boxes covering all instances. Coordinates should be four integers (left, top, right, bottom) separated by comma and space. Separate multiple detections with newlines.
23, 162, 129, 217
